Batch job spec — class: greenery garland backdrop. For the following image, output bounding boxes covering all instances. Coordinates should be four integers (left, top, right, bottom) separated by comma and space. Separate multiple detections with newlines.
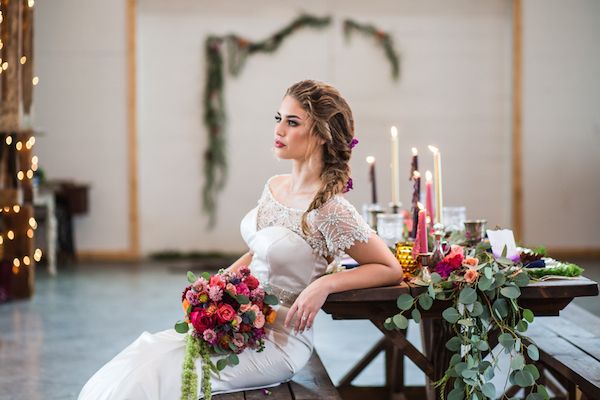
201, 14, 400, 226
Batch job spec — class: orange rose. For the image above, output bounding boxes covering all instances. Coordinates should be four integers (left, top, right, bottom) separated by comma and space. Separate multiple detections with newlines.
463, 257, 479, 268
464, 269, 479, 284
266, 310, 277, 324
205, 304, 218, 316
182, 299, 190, 312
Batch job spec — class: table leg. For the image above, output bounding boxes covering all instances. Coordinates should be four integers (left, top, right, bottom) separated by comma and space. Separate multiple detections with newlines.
420, 318, 454, 400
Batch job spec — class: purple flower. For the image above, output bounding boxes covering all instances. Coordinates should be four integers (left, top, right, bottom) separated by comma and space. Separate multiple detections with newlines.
350, 138, 359, 149
434, 261, 460, 279
343, 178, 354, 193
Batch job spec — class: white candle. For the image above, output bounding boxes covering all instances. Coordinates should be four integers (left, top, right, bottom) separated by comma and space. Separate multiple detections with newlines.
428, 145, 443, 225
390, 126, 399, 205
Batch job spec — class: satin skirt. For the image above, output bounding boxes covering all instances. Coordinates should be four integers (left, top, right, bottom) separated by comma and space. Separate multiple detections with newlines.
78, 306, 313, 400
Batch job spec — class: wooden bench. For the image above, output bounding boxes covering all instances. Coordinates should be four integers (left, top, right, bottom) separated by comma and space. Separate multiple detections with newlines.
214, 351, 342, 400
523, 303, 600, 400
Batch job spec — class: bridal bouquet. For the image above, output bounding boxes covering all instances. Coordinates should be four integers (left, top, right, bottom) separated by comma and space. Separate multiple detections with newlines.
175, 266, 278, 400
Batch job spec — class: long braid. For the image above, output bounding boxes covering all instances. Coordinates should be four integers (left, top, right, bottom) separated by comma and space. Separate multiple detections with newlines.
284, 80, 355, 235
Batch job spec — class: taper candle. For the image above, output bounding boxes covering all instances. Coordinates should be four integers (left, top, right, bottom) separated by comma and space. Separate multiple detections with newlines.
410, 147, 418, 180
390, 126, 400, 205
366, 156, 377, 204
425, 170, 434, 229
410, 170, 421, 239
412, 207, 428, 258
428, 146, 443, 225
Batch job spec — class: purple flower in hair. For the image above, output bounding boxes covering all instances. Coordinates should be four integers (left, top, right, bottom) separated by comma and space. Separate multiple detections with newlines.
350, 138, 359, 149
343, 178, 354, 193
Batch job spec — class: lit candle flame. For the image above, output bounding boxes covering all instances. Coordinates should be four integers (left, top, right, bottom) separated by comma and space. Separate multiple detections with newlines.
413, 170, 421, 179
366, 156, 375, 164
412, 147, 418, 156
428, 145, 439, 154
390, 126, 398, 138
425, 170, 432, 182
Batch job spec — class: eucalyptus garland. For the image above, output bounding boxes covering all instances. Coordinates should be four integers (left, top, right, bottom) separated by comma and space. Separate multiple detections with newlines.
343, 19, 400, 80
202, 14, 331, 226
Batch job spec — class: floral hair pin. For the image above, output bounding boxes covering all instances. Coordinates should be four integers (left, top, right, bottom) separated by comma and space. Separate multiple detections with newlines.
350, 138, 359, 150
343, 177, 354, 193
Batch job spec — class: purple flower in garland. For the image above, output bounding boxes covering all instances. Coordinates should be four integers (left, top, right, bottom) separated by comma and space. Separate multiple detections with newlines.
350, 138, 359, 149
435, 261, 461, 279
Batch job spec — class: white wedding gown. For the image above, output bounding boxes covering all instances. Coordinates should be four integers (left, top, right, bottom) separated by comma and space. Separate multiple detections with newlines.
78, 175, 372, 399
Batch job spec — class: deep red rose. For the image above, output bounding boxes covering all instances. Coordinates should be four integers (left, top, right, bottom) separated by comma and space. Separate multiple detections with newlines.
244, 275, 260, 290
216, 303, 236, 323
190, 309, 215, 333
239, 323, 252, 333
445, 253, 464, 268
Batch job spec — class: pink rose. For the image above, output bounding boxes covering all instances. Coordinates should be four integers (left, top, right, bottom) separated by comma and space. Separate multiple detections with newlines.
443, 245, 465, 268
209, 275, 226, 289
190, 309, 215, 334
464, 269, 479, 284
253, 312, 265, 329
232, 333, 245, 348
203, 329, 218, 344
240, 303, 251, 313
216, 303, 236, 323
226, 283, 237, 296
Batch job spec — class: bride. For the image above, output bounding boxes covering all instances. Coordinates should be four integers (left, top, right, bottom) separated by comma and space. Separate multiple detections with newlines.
79, 80, 403, 399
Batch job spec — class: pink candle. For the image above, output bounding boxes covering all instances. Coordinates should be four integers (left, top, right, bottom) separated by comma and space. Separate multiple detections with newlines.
412, 208, 428, 258
425, 170, 434, 229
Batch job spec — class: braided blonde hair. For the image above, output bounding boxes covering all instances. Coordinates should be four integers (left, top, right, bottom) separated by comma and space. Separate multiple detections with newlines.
285, 80, 355, 235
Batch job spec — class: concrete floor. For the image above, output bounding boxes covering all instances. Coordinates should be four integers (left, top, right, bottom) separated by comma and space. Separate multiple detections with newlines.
0, 260, 598, 400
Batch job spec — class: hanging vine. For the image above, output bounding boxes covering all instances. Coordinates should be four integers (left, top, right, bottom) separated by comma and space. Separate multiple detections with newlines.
202, 16, 400, 226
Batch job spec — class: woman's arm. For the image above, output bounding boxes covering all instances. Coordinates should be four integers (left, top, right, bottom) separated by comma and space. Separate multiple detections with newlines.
285, 233, 403, 332
225, 251, 254, 273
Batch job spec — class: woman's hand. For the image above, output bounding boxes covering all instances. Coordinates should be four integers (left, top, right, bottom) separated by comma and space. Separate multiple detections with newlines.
284, 279, 330, 333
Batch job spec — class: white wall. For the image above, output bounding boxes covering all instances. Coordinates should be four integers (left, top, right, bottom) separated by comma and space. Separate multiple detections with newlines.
522, 0, 600, 248
34, 0, 129, 252
33, 0, 598, 256
137, 0, 512, 254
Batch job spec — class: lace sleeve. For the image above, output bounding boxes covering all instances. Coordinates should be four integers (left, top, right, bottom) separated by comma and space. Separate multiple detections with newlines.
313, 196, 374, 258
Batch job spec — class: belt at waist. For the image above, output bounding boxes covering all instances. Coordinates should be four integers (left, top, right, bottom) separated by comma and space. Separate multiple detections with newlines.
264, 283, 301, 308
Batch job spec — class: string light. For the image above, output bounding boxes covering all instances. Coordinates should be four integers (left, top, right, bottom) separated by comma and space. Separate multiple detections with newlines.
16, 141, 22, 150
3, 206, 9, 212
23, 256, 31, 266
7, 230, 14, 240
28, 0, 34, 7
29, 217, 37, 229
12, 205, 20, 213
12, 266, 19, 274
17, 171, 24, 180
0, 236, 3, 244
32, 156, 38, 164
32, 163, 38, 172
5, 136, 12, 145
20, 56, 26, 64
13, 258, 20, 267
2, 62, 7, 70
34, 249, 43, 262
26, 170, 33, 179
32, 76, 39, 85
27, 229, 34, 238
25, 140, 32, 149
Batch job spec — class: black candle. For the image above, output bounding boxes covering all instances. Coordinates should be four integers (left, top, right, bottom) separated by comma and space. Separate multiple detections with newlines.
410, 170, 421, 239
367, 156, 377, 204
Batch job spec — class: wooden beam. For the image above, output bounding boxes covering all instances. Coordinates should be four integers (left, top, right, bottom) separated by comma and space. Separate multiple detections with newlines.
126, 0, 140, 258
512, 0, 523, 241
76, 250, 140, 263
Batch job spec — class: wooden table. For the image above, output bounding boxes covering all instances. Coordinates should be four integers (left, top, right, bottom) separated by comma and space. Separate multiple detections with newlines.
322, 277, 599, 400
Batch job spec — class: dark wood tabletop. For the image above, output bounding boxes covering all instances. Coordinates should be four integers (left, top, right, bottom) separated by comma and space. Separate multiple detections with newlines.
322, 276, 599, 400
